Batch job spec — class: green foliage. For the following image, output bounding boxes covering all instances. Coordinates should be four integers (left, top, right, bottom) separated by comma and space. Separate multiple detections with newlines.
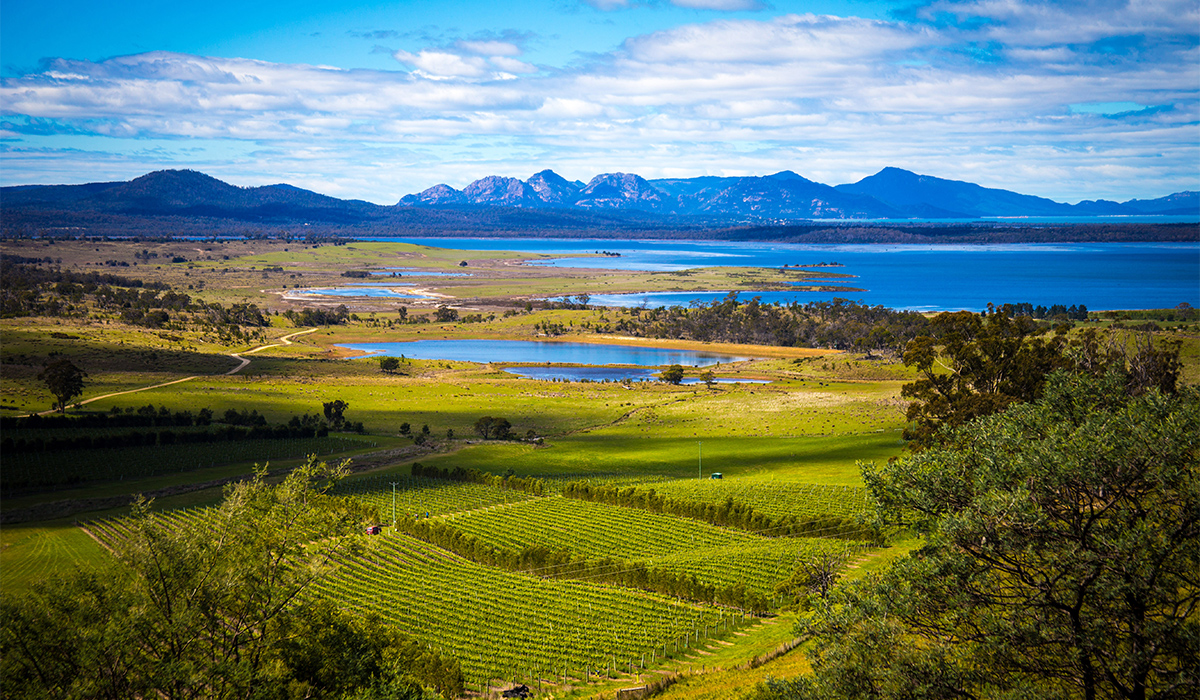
660, 364, 685, 384
284, 305, 348, 326
0, 457, 462, 699
613, 295, 930, 352
37, 357, 87, 412
901, 309, 1069, 448
323, 399, 349, 430
379, 355, 401, 373
472, 415, 512, 440
793, 372, 1200, 699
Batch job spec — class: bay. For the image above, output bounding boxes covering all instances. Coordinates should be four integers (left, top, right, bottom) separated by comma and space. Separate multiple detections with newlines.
385, 238, 1199, 312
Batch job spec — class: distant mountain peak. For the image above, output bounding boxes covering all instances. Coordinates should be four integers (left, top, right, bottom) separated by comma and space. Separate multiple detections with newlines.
398, 183, 464, 206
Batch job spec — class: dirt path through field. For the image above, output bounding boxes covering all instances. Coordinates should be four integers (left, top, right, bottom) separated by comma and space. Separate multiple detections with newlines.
32, 327, 318, 416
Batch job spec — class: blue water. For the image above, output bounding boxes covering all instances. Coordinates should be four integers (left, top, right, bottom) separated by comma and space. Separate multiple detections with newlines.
504, 366, 769, 383
295, 287, 425, 299
338, 339, 750, 366
370, 269, 470, 277
383, 238, 1199, 312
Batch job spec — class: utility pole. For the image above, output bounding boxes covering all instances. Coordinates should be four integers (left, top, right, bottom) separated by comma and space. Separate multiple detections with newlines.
390, 481, 399, 528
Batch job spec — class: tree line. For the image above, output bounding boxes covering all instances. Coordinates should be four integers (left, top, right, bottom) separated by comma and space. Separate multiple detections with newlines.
606, 295, 1107, 355
3, 404, 367, 456
611, 296, 931, 353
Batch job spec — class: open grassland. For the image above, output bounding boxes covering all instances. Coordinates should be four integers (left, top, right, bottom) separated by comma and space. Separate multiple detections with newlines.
412, 431, 901, 484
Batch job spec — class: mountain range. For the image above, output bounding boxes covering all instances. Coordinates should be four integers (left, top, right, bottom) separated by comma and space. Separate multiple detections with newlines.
2, 168, 1195, 239
398, 167, 1197, 219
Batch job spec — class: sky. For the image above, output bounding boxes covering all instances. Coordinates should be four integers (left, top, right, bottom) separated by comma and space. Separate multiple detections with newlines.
1, 0, 1197, 205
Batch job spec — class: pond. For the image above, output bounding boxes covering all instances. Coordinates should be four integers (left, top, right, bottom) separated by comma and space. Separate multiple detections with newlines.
370, 268, 471, 277
504, 366, 769, 383
288, 287, 430, 299
338, 339, 753, 374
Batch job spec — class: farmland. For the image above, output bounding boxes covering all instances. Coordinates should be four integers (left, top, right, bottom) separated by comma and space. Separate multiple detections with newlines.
3, 237, 1196, 698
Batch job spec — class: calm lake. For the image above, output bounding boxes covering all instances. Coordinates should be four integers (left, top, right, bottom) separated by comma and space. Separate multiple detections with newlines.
338, 339, 752, 378
383, 238, 1199, 312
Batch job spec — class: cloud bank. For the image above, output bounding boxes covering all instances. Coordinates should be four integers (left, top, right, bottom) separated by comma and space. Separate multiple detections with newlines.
1, 1, 1196, 203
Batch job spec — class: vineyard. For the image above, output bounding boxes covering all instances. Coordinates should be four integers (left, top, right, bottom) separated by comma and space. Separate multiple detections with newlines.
2, 435, 373, 492
335, 473, 539, 519
427, 494, 871, 597
314, 531, 745, 691
81, 479, 811, 691
441, 496, 765, 559
645, 478, 871, 521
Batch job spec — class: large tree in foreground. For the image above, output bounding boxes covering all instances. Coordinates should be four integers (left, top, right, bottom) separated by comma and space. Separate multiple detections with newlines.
0, 457, 463, 699
782, 372, 1199, 700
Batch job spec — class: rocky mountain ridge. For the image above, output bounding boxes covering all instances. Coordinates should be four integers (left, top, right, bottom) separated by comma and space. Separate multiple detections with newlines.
399, 167, 1197, 220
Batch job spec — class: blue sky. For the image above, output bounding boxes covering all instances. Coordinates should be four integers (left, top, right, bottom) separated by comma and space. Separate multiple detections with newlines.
1, 0, 1197, 204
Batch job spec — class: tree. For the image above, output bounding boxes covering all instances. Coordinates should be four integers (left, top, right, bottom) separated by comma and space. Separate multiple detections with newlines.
379, 356, 400, 373
0, 457, 462, 698
474, 416, 512, 440
774, 549, 850, 603
434, 305, 458, 322
323, 399, 349, 429
699, 369, 716, 389
38, 358, 87, 412
660, 364, 685, 385
900, 309, 1068, 448
791, 372, 1200, 700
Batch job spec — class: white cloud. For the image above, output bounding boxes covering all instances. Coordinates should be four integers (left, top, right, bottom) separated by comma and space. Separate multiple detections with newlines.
393, 49, 491, 78
1, 3, 1196, 202
489, 56, 539, 74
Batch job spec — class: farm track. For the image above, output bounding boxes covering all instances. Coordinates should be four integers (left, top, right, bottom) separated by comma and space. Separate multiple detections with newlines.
30, 327, 319, 417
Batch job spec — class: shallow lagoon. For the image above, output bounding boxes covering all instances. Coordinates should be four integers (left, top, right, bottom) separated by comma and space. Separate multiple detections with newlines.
504, 366, 769, 383
339, 339, 751, 367
291, 287, 428, 299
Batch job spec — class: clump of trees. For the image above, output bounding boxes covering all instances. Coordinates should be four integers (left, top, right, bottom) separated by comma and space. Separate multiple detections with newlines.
284, 305, 349, 326
0, 457, 465, 699
777, 371, 1199, 700
613, 296, 931, 353
0, 256, 270, 342
900, 309, 1183, 450
473, 416, 513, 440
659, 364, 684, 384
